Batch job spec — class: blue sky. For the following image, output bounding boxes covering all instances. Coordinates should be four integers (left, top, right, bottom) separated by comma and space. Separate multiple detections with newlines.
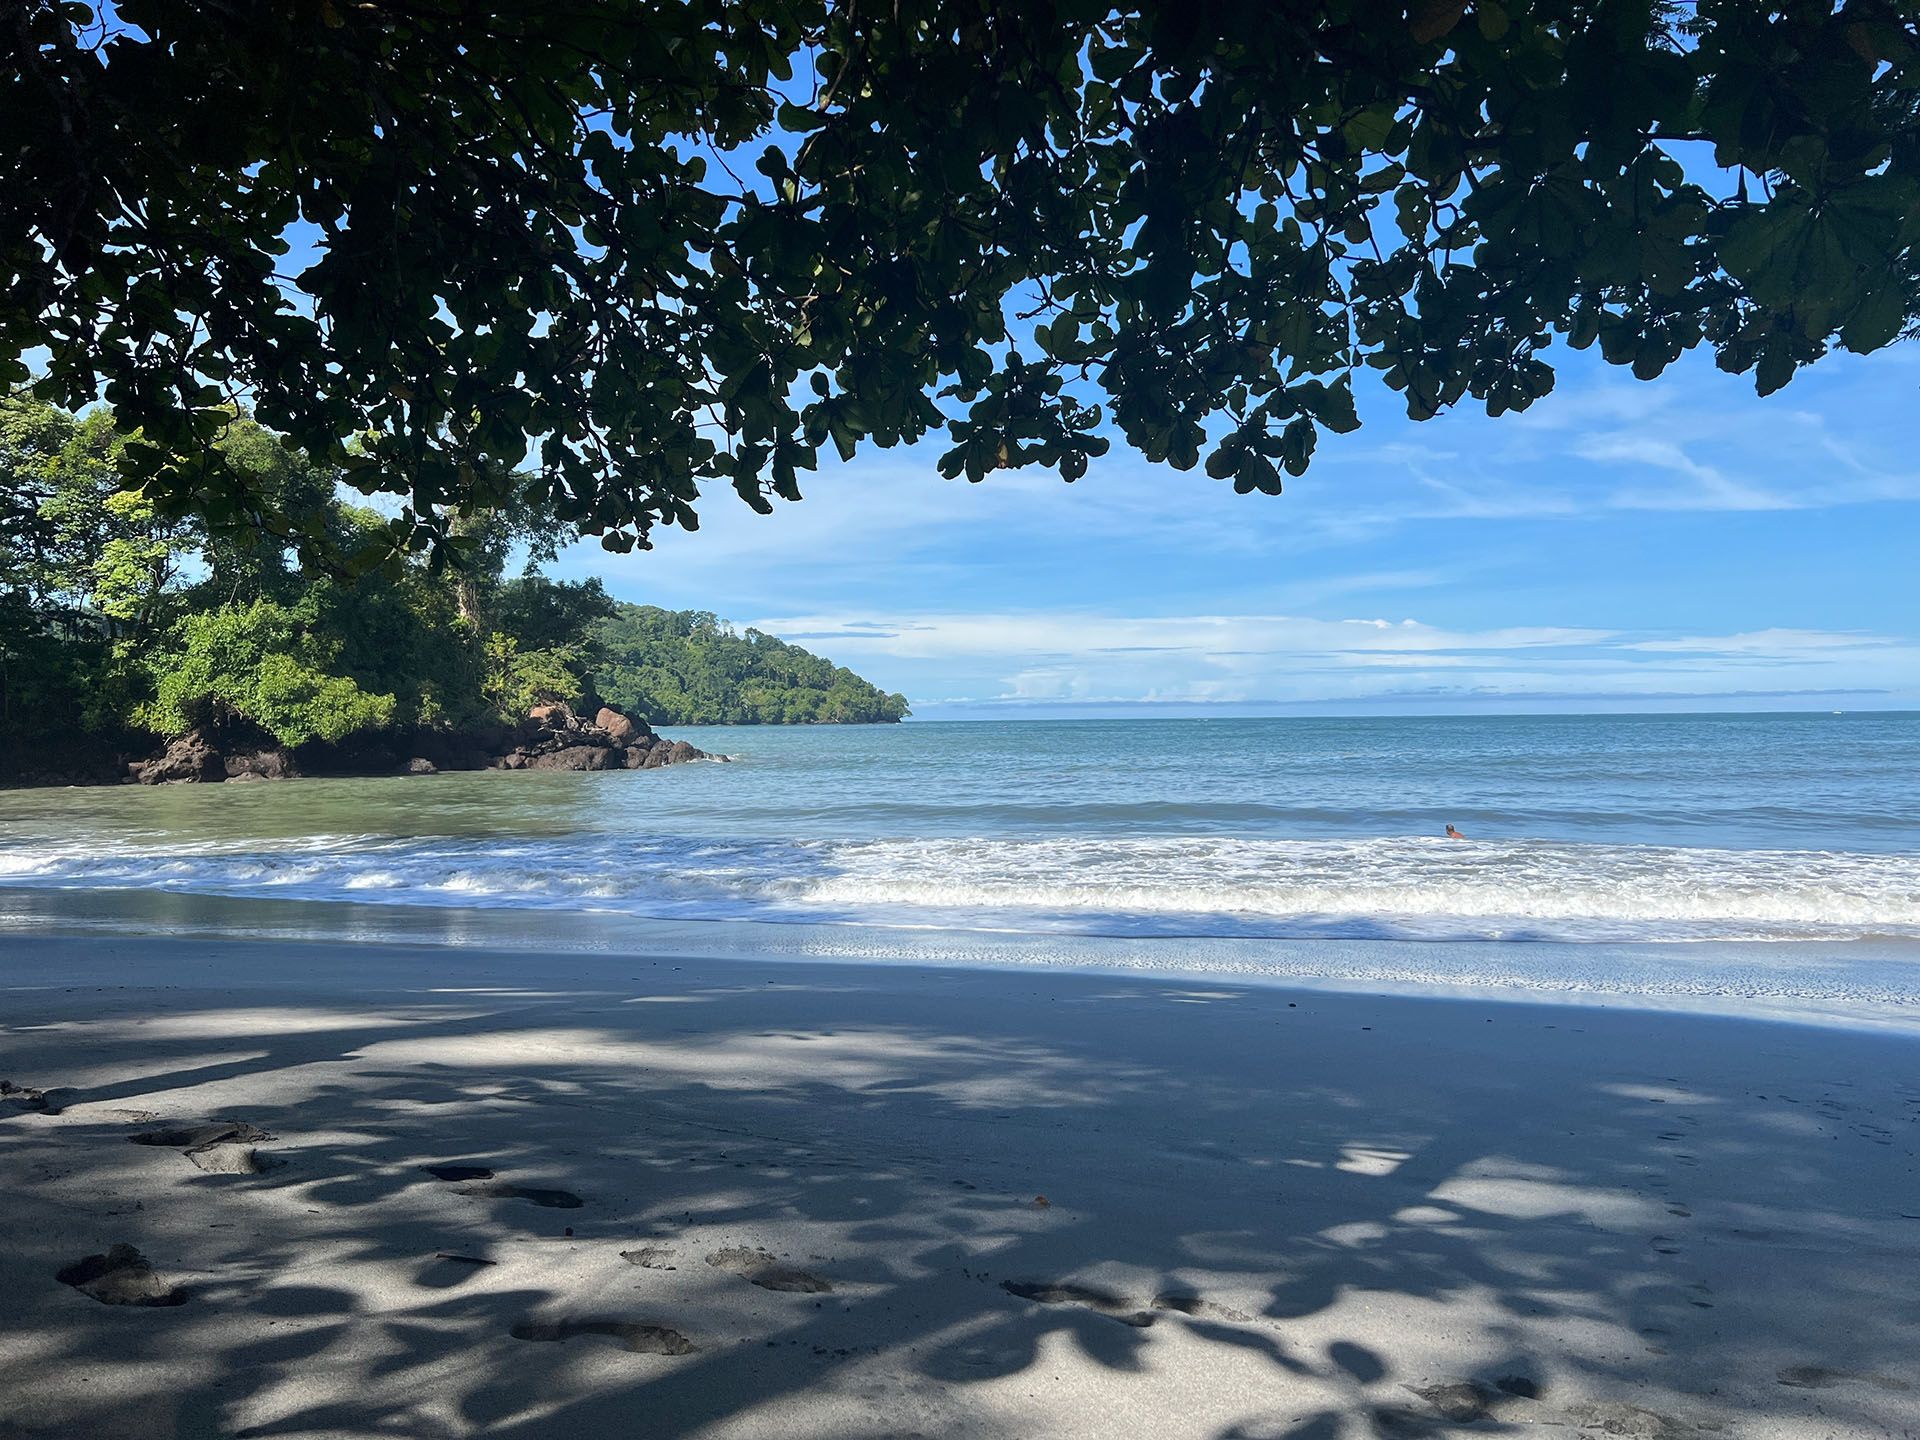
553, 342, 1920, 717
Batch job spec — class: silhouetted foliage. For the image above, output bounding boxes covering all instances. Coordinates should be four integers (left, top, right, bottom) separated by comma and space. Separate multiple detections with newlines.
6, 2, 1917, 561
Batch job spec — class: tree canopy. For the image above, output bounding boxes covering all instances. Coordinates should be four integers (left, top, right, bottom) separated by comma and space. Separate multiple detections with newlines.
0, 397, 906, 765
6, 2, 1918, 560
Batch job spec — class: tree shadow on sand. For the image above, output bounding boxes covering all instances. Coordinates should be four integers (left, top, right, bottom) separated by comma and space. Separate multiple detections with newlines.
2, 949, 1917, 1439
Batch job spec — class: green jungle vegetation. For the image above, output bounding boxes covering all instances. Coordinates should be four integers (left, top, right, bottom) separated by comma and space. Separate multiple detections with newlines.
0, 396, 908, 765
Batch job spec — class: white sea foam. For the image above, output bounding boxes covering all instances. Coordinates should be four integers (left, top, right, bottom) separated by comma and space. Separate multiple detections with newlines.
3, 831, 1917, 943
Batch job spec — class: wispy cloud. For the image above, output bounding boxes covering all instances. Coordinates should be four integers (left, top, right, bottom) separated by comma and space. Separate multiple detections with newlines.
748, 611, 1615, 662
1578, 436, 1796, 512
1629, 628, 1897, 654
914, 686, 1890, 712
743, 609, 1920, 711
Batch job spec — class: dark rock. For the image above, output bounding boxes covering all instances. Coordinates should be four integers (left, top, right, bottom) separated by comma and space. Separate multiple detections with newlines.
132, 729, 225, 785
12, 705, 708, 791
526, 746, 620, 772
224, 747, 292, 780
520, 727, 587, 757
465, 722, 513, 753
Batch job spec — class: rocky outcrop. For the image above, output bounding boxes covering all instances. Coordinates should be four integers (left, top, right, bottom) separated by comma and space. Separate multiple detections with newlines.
224, 746, 293, 781
497, 701, 712, 773
111, 702, 716, 787
130, 730, 227, 785
525, 746, 619, 771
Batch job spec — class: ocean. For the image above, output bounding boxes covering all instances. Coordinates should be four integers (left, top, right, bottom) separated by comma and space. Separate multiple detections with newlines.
4, 713, 1919, 1013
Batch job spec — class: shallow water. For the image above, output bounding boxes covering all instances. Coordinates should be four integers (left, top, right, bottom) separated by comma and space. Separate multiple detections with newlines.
2, 713, 1918, 1011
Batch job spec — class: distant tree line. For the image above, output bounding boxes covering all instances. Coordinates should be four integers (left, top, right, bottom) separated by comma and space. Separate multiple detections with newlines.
0, 397, 907, 766
591, 604, 909, 726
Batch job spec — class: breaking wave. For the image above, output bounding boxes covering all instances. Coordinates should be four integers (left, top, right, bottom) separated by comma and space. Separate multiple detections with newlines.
3, 831, 1916, 943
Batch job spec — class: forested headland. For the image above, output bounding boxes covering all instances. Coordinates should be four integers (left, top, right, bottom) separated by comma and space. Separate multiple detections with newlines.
0, 399, 908, 786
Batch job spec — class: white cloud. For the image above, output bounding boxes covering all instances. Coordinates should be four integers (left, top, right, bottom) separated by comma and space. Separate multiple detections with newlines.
747, 611, 1614, 663
1627, 628, 1908, 656
1578, 436, 1797, 512
737, 610, 1920, 710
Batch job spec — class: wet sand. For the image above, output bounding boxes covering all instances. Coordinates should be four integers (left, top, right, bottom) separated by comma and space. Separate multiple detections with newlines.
1, 930, 1916, 1439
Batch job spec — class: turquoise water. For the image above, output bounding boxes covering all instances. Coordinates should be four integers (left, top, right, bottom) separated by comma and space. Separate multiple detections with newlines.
1, 713, 1916, 949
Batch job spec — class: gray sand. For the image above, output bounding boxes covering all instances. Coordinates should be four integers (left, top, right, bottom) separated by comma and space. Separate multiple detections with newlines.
1, 931, 1916, 1438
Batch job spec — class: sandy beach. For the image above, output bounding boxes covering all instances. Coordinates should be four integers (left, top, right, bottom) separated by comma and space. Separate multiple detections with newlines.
1, 928, 1916, 1440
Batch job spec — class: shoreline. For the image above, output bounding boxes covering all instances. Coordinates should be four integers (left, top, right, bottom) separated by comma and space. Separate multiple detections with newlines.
2, 926, 1916, 1438
5, 884, 1920, 1035
1, 699, 718, 791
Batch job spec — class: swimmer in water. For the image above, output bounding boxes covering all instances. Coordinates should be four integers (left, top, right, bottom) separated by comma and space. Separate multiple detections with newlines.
1445, 824, 1467, 840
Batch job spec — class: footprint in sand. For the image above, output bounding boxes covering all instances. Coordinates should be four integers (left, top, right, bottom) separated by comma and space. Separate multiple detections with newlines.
423, 1164, 583, 1208
1149, 1293, 1204, 1316
1554, 1400, 1699, 1439
2, 1080, 64, 1114
423, 1164, 494, 1182
705, 1247, 832, 1293
511, 1319, 694, 1355
1149, 1293, 1256, 1324
130, 1122, 274, 1149
454, 1181, 584, 1209
190, 1143, 281, 1174
129, 1121, 279, 1175
1777, 1365, 1912, 1392
1002, 1279, 1155, 1327
620, 1245, 677, 1270
1406, 1376, 1541, 1424
57, 1244, 187, 1307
